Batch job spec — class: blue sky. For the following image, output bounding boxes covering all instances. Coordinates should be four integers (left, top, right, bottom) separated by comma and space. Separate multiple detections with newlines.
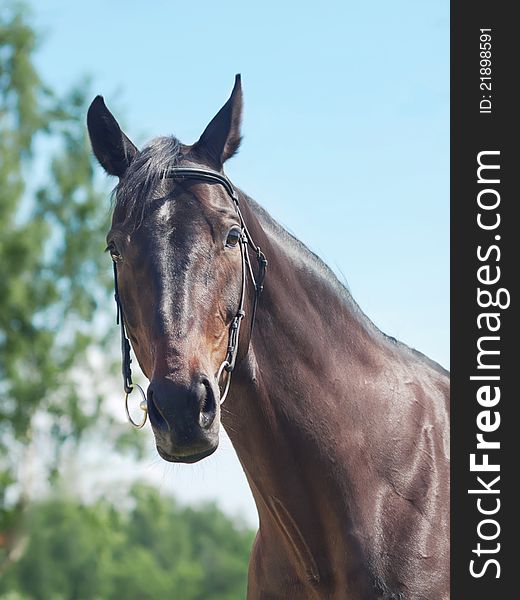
30, 0, 449, 522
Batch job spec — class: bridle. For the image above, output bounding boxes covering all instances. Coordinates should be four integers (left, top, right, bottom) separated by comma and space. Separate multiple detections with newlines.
112, 168, 268, 428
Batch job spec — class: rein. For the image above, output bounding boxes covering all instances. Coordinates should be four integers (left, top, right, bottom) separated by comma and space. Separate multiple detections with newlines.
113, 168, 267, 428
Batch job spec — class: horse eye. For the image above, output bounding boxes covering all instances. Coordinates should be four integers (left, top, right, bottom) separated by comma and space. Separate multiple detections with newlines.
226, 227, 242, 248
107, 243, 122, 262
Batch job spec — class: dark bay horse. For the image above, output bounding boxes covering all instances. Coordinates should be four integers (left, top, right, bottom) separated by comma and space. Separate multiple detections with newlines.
87, 76, 450, 600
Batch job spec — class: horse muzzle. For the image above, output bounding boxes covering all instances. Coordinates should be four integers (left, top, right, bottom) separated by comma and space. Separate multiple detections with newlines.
147, 374, 220, 462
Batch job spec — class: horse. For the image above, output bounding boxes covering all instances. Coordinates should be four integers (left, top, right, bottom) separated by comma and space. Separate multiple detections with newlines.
87, 75, 450, 600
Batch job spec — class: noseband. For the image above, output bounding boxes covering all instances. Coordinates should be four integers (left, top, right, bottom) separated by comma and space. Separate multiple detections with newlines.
112, 168, 268, 428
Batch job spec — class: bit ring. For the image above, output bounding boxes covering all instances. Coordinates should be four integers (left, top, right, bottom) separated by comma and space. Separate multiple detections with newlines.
124, 383, 148, 429
216, 360, 232, 405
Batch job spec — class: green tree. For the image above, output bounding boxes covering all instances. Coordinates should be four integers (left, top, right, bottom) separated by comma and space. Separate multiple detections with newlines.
0, 2, 118, 570
0, 485, 254, 600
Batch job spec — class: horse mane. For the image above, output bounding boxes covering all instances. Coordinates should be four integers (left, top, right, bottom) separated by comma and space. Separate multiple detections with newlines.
245, 195, 450, 377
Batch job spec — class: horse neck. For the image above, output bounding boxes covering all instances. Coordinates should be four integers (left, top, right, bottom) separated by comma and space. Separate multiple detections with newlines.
224, 192, 386, 452
221, 194, 393, 580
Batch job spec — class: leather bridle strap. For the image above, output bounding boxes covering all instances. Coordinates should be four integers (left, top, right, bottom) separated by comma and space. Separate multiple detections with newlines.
113, 259, 134, 395
113, 167, 267, 414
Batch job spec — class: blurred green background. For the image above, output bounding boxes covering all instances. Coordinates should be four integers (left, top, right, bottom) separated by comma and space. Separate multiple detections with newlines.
0, 3, 253, 597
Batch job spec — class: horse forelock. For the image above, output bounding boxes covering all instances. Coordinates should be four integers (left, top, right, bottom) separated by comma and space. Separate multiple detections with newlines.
112, 136, 183, 229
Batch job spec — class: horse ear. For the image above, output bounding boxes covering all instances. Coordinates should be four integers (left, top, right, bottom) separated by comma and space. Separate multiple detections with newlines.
194, 74, 243, 168
87, 96, 138, 177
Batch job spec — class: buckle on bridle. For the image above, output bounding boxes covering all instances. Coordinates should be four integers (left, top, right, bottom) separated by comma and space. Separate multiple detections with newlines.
225, 311, 245, 370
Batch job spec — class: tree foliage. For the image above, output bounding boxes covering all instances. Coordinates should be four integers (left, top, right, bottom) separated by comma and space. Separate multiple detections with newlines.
0, 1, 117, 567
0, 485, 254, 600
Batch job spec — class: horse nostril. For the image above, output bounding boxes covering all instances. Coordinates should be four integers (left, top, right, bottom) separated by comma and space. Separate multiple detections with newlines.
199, 378, 217, 429
147, 387, 169, 431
